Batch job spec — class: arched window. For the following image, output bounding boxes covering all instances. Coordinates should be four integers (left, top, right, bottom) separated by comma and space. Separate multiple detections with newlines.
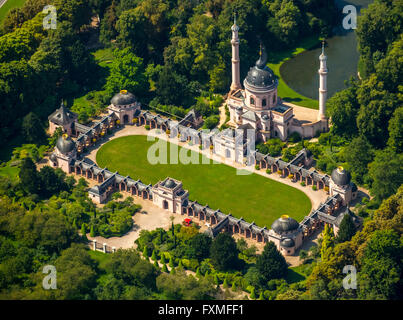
273, 95, 276, 105
250, 97, 255, 105
262, 99, 267, 107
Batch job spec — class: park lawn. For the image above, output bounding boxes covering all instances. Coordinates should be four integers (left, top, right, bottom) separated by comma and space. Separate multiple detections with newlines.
0, 0, 27, 23
267, 36, 319, 110
96, 135, 312, 228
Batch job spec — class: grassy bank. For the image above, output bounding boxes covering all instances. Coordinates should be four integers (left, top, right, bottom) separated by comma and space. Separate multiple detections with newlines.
267, 37, 320, 110
0, 0, 27, 23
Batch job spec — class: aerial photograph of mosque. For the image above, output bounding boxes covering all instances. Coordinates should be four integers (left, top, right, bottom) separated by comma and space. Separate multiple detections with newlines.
0, 0, 401, 307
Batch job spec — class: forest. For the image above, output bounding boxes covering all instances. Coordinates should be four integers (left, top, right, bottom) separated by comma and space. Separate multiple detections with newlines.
0, 0, 402, 300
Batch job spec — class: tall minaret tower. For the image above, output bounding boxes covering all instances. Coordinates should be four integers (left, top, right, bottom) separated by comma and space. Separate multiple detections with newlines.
230, 14, 241, 91
318, 41, 328, 121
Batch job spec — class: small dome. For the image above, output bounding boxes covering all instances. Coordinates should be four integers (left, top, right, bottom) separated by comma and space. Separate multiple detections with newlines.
163, 179, 177, 189
49, 153, 57, 162
56, 134, 75, 154
271, 215, 299, 234
280, 238, 295, 248
111, 90, 137, 106
331, 166, 351, 186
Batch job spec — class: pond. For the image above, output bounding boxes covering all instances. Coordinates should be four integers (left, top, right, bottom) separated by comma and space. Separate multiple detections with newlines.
280, 0, 373, 100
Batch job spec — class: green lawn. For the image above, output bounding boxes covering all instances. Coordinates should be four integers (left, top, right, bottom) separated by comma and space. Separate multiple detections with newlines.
96, 135, 312, 227
0, 0, 27, 23
268, 36, 320, 110
0, 165, 19, 180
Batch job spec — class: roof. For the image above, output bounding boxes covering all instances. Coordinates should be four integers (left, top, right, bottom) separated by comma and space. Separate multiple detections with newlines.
271, 215, 299, 234
56, 135, 75, 154
111, 90, 137, 106
331, 166, 351, 186
280, 238, 295, 248
334, 207, 359, 228
48, 101, 77, 125
242, 110, 258, 122
244, 44, 277, 89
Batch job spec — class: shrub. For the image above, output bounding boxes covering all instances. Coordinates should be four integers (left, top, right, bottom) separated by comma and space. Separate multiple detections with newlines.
145, 125, 150, 130
288, 174, 293, 179
223, 277, 229, 288
312, 185, 317, 191
277, 170, 282, 175
169, 256, 174, 268
143, 246, 149, 258
90, 225, 96, 237
266, 169, 271, 174
151, 250, 157, 261
288, 132, 301, 142
160, 253, 166, 264
300, 181, 306, 186
162, 264, 168, 273
255, 165, 260, 170
250, 287, 256, 299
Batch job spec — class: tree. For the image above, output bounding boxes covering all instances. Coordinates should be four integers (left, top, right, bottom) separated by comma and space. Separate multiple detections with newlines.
210, 233, 240, 271
143, 246, 149, 259
358, 230, 403, 299
356, 0, 401, 77
19, 157, 39, 194
81, 224, 87, 241
223, 276, 229, 288
335, 214, 356, 243
250, 287, 256, 300
168, 256, 174, 268
344, 136, 374, 184
54, 244, 97, 299
155, 65, 192, 106
189, 233, 212, 261
320, 224, 335, 260
90, 225, 96, 237
299, 250, 308, 262
105, 48, 149, 99
368, 149, 403, 200
162, 264, 168, 273
388, 106, 403, 153
356, 75, 398, 149
151, 250, 157, 261
256, 242, 288, 282
37, 166, 67, 197
326, 81, 360, 137
21, 112, 46, 144
203, 115, 220, 130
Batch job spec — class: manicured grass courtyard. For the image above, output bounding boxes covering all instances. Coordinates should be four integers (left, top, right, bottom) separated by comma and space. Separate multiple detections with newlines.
96, 135, 312, 227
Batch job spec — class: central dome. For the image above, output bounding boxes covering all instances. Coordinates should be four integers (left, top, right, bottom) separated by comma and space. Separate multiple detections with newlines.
56, 134, 75, 154
271, 215, 299, 234
245, 66, 276, 88
245, 44, 277, 88
111, 90, 137, 106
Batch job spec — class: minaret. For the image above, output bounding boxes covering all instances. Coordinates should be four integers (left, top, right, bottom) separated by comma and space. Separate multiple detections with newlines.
318, 41, 328, 121
230, 14, 241, 91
